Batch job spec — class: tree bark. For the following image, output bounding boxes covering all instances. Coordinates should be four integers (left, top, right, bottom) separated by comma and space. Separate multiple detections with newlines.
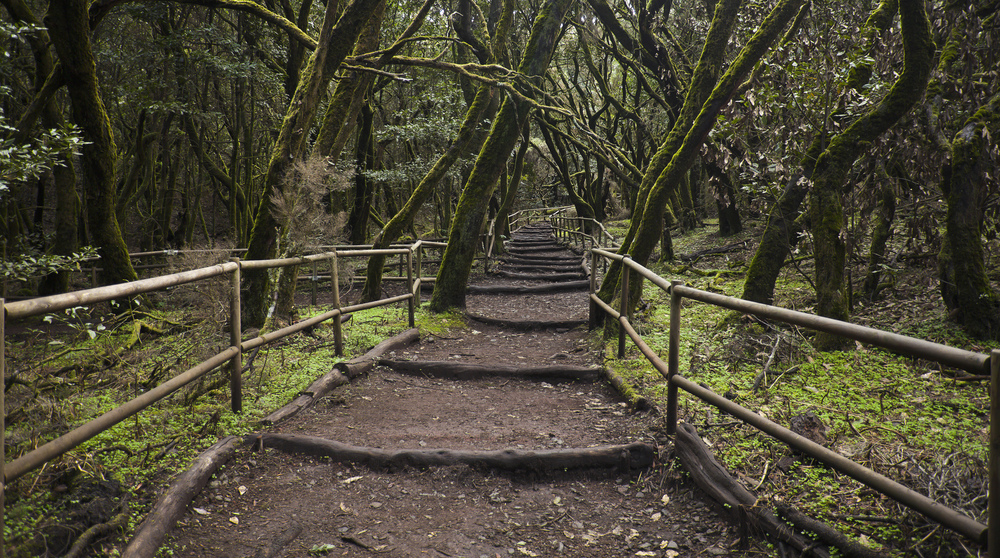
862, 179, 896, 299
47, 0, 138, 288
429, 0, 575, 312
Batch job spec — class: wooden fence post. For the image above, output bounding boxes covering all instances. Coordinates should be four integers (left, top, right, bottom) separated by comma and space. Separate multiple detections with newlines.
407, 249, 415, 328
588, 251, 598, 331
229, 259, 242, 414
331, 251, 343, 357
667, 281, 682, 435
990, 349, 999, 553
310, 261, 318, 306
618, 258, 630, 358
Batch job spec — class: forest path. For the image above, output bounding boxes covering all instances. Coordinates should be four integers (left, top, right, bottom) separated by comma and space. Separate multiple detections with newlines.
163, 223, 739, 558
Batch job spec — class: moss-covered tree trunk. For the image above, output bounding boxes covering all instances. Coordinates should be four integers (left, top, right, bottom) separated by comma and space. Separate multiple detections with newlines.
47, 0, 137, 287
809, 0, 932, 348
313, 0, 387, 162
862, 179, 896, 299
243, 0, 379, 327
938, 94, 1000, 340
4, 0, 81, 295
429, 0, 575, 312
741, 0, 906, 307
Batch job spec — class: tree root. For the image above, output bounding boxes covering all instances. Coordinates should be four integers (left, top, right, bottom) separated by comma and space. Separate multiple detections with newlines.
64, 494, 131, 558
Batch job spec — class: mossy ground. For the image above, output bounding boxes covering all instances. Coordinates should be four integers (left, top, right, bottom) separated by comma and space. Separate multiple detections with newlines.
597, 218, 995, 556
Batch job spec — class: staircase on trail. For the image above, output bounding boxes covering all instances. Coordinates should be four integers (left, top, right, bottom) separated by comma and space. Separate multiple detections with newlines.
158, 222, 736, 558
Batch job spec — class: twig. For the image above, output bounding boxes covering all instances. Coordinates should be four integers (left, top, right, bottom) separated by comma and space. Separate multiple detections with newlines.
752, 335, 784, 392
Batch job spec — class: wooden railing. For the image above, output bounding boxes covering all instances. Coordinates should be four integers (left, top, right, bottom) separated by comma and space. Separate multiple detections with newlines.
586, 247, 995, 547
0, 241, 441, 557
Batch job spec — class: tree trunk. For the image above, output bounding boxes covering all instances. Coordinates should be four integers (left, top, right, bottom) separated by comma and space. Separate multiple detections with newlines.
47, 0, 137, 288
810, 0, 932, 348
938, 94, 1000, 340
347, 102, 376, 245
243, 0, 379, 328
862, 179, 896, 299
313, 0, 387, 162
429, 0, 575, 312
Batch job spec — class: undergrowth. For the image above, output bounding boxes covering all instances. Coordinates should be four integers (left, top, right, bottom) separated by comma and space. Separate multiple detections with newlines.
599, 220, 995, 557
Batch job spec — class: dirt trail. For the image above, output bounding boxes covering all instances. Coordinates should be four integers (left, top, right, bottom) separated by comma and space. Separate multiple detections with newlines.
163, 224, 739, 558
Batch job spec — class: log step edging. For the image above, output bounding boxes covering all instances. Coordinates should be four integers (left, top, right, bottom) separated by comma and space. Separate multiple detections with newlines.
465, 312, 587, 330
378, 358, 600, 381
248, 432, 656, 472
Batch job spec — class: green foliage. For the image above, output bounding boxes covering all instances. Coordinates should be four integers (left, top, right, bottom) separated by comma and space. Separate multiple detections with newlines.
1, 246, 98, 283
0, 93, 86, 196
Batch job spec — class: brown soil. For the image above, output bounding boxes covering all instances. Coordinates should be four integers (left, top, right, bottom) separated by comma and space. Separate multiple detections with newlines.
162, 225, 742, 558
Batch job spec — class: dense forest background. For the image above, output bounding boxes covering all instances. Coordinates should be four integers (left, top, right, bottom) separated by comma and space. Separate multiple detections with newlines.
1, 0, 998, 340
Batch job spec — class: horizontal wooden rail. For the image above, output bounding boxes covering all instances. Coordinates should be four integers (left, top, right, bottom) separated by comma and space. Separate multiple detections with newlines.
588, 249, 991, 545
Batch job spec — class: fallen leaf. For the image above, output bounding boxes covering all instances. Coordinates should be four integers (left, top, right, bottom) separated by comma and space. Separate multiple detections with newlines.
192, 507, 209, 515
229, 516, 239, 525
665, 551, 680, 558
341, 475, 363, 484
651, 512, 662, 521
237, 485, 247, 495
661, 494, 670, 505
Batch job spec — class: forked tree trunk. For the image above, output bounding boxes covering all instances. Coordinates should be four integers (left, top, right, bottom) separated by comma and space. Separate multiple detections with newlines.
606, 0, 804, 313
596, 0, 743, 304
361, 84, 496, 302
810, 0, 932, 348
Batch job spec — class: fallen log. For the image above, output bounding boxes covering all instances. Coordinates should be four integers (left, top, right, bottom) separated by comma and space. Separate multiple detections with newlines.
776, 504, 886, 558
465, 312, 586, 330
468, 280, 590, 294
491, 270, 585, 281
378, 359, 600, 381
249, 432, 656, 471
260, 369, 350, 425
333, 327, 421, 378
674, 422, 831, 557
601, 364, 654, 412
123, 436, 241, 558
